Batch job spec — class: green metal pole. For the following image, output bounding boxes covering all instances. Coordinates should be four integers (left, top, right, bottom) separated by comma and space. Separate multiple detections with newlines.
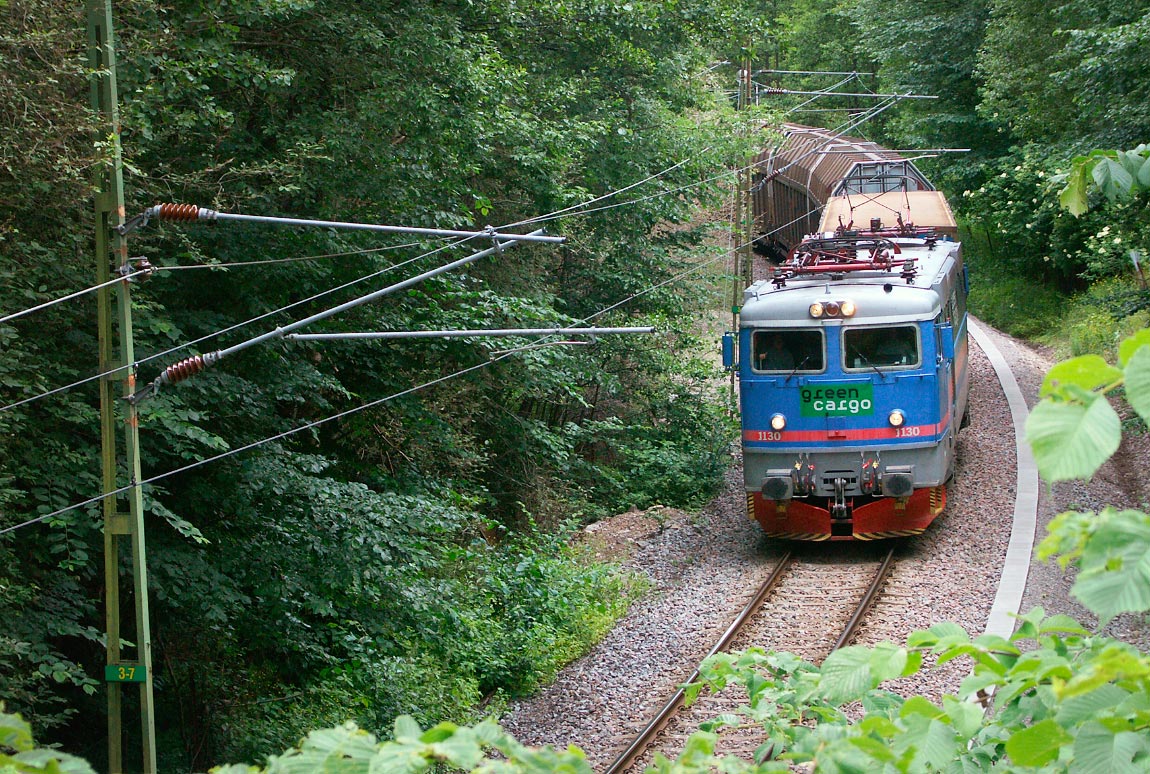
88, 1, 157, 770
741, 59, 755, 290
730, 58, 753, 403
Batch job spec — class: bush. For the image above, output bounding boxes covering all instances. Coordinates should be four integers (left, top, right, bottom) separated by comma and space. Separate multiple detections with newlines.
1049, 277, 1150, 359
964, 266, 1065, 339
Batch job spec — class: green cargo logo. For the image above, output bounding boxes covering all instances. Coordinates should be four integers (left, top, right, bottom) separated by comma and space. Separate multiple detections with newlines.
800, 383, 874, 417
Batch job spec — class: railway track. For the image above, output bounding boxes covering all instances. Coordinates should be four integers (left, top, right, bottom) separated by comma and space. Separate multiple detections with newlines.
605, 546, 897, 773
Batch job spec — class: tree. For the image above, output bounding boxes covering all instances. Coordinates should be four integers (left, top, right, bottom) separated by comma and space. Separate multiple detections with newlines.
2, 0, 759, 765
978, 0, 1150, 148
849, 0, 1000, 191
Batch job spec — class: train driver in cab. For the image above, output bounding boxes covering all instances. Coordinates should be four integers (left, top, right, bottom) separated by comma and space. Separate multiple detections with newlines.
757, 333, 794, 371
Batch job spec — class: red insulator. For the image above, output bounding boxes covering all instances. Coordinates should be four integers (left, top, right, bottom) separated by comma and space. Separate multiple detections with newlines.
163, 355, 206, 384
157, 203, 200, 222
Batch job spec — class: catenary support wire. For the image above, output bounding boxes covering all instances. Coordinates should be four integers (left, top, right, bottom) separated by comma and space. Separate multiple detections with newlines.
287, 327, 654, 341
0, 239, 471, 415
120, 203, 564, 244
0, 268, 150, 326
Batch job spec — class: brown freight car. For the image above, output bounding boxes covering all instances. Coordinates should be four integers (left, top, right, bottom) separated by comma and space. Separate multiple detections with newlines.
751, 123, 954, 259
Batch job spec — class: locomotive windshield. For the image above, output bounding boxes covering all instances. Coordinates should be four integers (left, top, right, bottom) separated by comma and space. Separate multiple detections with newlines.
752, 329, 824, 373
843, 325, 920, 369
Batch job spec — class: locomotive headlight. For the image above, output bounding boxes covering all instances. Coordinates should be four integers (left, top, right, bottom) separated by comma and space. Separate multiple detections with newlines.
840, 299, 857, 317
825, 301, 841, 317
888, 409, 906, 428
808, 302, 824, 318
770, 413, 787, 431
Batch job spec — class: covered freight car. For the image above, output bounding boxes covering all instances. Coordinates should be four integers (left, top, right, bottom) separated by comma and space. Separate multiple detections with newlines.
751, 123, 951, 258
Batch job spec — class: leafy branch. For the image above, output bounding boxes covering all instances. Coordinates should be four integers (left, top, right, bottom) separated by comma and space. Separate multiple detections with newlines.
1059, 145, 1150, 216
208, 715, 594, 774
1026, 328, 1150, 482
0, 706, 95, 774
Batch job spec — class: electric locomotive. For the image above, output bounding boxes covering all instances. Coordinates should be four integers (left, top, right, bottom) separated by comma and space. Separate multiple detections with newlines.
725, 176, 969, 541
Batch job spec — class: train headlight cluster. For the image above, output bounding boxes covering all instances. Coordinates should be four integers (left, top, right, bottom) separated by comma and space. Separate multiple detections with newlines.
888, 409, 906, 428
770, 413, 787, 431
809, 299, 856, 318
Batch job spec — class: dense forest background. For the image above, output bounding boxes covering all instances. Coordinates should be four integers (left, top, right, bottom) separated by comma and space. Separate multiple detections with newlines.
2, 0, 1148, 770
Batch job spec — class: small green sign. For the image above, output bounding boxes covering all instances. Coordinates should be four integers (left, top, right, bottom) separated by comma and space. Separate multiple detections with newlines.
800, 383, 875, 417
105, 664, 146, 683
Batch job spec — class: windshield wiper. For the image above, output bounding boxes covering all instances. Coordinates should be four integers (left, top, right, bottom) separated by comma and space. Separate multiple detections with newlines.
785, 355, 812, 384
855, 352, 885, 380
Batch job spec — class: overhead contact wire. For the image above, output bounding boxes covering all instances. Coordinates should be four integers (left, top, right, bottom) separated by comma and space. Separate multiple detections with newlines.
0, 238, 447, 332
3, 154, 705, 411
153, 238, 440, 270
505, 156, 699, 229
132, 231, 546, 401
3, 152, 714, 412
0, 235, 449, 326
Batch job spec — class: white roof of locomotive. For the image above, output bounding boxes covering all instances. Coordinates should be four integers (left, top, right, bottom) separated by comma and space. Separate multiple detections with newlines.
741, 237, 961, 327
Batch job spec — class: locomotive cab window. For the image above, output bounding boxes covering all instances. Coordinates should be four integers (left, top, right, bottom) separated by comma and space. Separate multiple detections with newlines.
752, 329, 824, 373
843, 325, 920, 369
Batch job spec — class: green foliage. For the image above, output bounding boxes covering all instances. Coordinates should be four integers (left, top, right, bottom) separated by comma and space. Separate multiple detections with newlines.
959, 147, 1109, 288
765, 0, 1150, 301
1060, 146, 1150, 217
8, 708, 598, 774
850, 0, 1000, 179
209, 715, 594, 774
958, 141, 1150, 342
3, 0, 748, 764
957, 219, 1066, 339
979, 1, 1150, 148
668, 602, 1150, 773
1039, 508, 1150, 626
1025, 330, 1148, 482
0, 706, 95, 774
146, 457, 643, 764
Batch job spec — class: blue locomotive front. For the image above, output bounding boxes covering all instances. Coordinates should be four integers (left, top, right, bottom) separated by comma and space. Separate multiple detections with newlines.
725, 231, 969, 540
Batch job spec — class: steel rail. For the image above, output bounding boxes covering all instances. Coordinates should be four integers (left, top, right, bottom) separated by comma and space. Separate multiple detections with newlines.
831, 547, 897, 651
602, 552, 796, 774
605, 548, 896, 774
